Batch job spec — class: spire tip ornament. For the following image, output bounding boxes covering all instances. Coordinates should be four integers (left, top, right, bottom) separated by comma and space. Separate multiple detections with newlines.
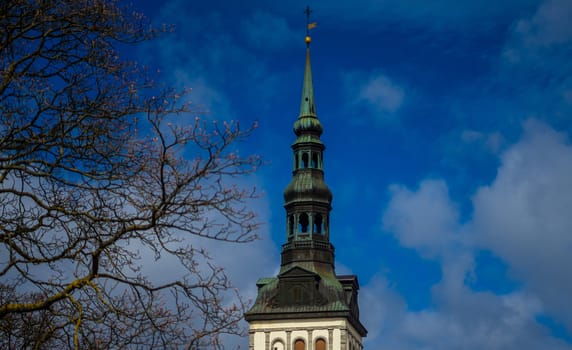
305, 5, 317, 47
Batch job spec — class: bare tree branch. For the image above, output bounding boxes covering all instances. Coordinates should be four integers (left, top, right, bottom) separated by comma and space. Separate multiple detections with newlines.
0, 1, 261, 348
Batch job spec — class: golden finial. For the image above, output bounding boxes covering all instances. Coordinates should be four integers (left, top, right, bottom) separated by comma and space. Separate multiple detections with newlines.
305, 6, 317, 47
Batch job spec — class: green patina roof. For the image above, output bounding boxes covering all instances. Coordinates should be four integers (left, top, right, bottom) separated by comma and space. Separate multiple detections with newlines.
284, 171, 332, 205
299, 47, 317, 118
294, 115, 323, 135
246, 272, 350, 316
255, 277, 276, 286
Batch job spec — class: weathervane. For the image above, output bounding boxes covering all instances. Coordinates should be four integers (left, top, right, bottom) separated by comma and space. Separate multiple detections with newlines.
305, 5, 317, 47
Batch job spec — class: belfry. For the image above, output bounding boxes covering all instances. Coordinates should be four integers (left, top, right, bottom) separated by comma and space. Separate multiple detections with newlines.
245, 10, 367, 350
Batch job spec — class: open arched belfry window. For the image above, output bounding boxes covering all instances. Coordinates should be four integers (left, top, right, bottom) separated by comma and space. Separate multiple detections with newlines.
315, 338, 326, 350
294, 339, 306, 350
301, 152, 309, 168
313, 213, 323, 234
299, 213, 309, 233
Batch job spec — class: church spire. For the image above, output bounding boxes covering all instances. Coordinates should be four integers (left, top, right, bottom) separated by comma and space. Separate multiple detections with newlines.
299, 43, 316, 117
282, 12, 334, 276
299, 6, 317, 118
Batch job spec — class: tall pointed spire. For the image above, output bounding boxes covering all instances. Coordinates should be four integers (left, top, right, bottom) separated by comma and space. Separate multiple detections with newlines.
292, 9, 323, 146
299, 6, 317, 118
299, 40, 316, 117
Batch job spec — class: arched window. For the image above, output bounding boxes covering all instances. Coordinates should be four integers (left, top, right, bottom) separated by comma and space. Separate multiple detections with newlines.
294, 339, 306, 350
294, 152, 299, 170
301, 152, 309, 168
313, 213, 323, 234
299, 213, 309, 233
288, 215, 294, 238
311, 152, 318, 168
315, 339, 326, 350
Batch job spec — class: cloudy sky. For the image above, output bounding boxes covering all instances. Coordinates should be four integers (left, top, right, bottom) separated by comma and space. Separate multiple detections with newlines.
135, 0, 572, 348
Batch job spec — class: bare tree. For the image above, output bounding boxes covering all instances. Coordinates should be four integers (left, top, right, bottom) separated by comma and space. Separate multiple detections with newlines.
0, 1, 261, 348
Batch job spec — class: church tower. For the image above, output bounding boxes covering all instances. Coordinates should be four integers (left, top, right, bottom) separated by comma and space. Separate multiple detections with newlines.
245, 10, 367, 350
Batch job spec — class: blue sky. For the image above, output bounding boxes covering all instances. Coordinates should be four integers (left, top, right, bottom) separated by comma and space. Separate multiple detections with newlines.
135, 0, 572, 348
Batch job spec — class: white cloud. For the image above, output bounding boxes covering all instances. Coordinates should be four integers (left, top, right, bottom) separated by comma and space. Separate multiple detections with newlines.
343, 71, 405, 123
473, 118, 572, 331
503, 0, 572, 64
383, 180, 462, 259
359, 75, 404, 113
513, 0, 572, 48
361, 266, 567, 350
365, 119, 572, 349
360, 275, 407, 342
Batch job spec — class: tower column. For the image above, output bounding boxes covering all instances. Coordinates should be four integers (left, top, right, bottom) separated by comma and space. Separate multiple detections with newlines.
341, 328, 347, 350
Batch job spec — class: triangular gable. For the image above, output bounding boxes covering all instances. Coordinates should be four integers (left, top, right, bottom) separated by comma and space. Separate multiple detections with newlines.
278, 265, 318, 279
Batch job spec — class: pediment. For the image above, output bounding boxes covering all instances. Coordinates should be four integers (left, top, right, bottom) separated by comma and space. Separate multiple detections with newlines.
271, 266, 327, 308
278, 266, 318, 279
